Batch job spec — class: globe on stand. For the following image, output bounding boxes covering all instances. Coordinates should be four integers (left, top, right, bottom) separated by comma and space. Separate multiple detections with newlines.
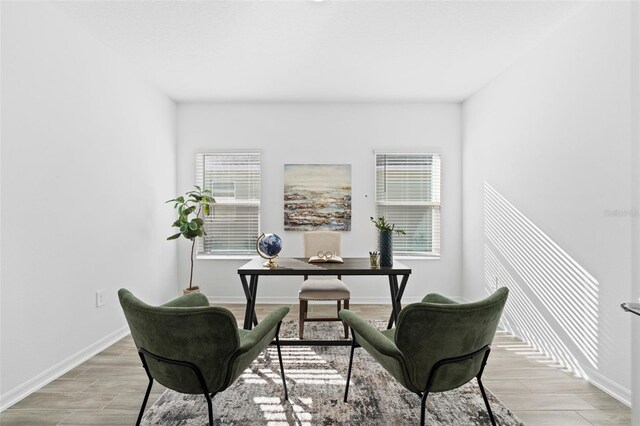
256, 233, 282, 268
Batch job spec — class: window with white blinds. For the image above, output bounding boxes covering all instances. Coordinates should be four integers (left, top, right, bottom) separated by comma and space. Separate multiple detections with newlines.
196, 152, 261, 255
375, 153, 441, 256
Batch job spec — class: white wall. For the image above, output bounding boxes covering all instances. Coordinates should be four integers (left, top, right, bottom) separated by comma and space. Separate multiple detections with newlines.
0, 2, 177, 409
462, 2, 633, 404
177, 103, 461, 304
631, 3, 640, 423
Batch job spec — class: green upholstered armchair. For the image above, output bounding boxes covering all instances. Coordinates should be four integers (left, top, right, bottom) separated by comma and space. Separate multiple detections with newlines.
118, 289, 290, 426
339, 287, 509, 426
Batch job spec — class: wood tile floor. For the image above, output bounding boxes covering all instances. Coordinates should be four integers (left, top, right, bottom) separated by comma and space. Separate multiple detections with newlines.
1, 304, 631, 425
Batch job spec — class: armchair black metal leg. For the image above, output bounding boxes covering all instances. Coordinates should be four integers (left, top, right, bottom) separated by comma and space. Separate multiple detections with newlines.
476, 347, 496, 425
420, 391, 429, 426
275, 322, 288, 400
136, 352, 154, 426
204, 392, 214, 426
138, 348, 215, 426
344, 328, 356, 402
136, 376, 154, 426
477, 376, 496, 426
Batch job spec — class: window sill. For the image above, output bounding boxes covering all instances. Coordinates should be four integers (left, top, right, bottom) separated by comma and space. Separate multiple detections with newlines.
196, 254, 257, 260
394, 255, 440, 260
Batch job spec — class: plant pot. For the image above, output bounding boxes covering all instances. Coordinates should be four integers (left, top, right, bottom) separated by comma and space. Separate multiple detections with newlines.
379, 230, 394, 268
183, 286, 200, 295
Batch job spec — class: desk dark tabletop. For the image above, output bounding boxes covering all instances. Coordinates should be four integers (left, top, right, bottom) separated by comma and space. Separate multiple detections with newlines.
238, 257, 411, 276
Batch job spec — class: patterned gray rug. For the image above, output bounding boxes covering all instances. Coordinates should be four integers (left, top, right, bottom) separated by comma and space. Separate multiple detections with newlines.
142, 321, 523, 425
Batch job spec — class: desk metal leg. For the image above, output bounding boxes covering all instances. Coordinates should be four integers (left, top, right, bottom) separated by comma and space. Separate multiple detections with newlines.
241, 275, 259, 329
250, 276, 259, 326
387, 274, 409, 329
387, 275, 400, 329
397, 274, 409, 305
248, 276, 259, 329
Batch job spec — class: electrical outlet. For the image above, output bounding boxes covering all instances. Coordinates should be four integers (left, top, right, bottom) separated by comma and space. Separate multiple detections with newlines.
96, 290, 105, 308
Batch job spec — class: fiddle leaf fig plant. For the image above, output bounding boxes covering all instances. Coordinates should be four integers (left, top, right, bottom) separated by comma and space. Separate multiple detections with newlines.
167, 186, 216, 290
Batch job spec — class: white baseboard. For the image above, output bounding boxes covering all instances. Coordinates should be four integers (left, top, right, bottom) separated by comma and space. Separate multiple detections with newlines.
582, 366, 631, 407
0, 326, 130, 412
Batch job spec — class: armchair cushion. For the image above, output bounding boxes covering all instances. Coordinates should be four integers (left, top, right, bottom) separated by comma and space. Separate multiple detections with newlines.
299, 278, 350, 300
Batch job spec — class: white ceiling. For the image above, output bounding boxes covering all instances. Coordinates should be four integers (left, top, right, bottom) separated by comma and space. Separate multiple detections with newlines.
54, 1, 585, 102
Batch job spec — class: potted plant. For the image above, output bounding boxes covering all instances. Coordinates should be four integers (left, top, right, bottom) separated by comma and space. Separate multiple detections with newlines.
370, 216, 405, 267
167, 186, 216, 293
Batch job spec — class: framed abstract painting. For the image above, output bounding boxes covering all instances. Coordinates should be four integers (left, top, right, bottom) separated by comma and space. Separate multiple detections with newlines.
284, 164, 351, 231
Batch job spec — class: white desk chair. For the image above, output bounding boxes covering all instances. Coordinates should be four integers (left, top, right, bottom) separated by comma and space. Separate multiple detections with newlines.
299, 231, 350, 339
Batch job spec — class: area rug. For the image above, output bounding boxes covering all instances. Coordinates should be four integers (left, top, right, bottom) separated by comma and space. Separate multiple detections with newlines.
142, 321, 523, 425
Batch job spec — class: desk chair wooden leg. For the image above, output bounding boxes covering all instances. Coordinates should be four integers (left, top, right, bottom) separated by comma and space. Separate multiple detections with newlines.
343, 299, 350, 339
299, 300, 308, 339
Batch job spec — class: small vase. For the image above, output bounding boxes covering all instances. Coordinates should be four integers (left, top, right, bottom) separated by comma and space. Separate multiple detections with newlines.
183, 286, 200, 295
379, 230, 393, 268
